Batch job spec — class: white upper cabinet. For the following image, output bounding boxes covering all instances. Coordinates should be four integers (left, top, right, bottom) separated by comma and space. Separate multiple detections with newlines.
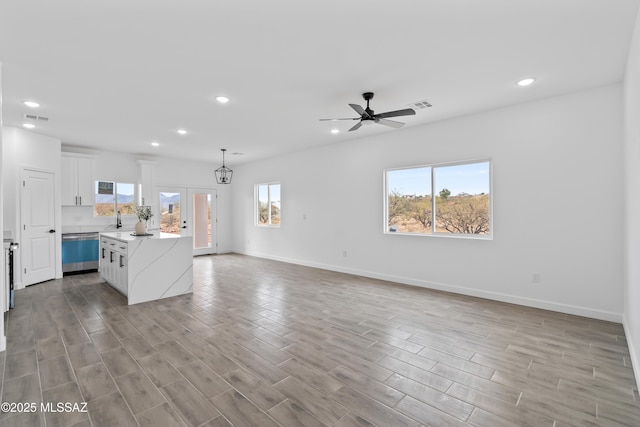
62, 153, 94, 206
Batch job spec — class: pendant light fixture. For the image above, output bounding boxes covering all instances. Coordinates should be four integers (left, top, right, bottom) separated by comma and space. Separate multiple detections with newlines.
215, 148, 233, 184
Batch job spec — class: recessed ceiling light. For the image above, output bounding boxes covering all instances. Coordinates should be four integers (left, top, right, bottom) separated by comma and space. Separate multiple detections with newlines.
22, 123, 35, 129
517, 77, 536, 87
177, 129, 187, 135
216, 96, 230, 104
151, 141, 160, 147
23, 101, 40, 108
330, 129, 340, 134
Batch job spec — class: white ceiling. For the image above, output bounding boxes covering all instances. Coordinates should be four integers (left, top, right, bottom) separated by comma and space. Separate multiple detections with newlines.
1, 0, 638, 166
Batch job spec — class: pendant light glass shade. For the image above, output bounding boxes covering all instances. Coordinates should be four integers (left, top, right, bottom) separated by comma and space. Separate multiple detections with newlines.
215, 148, 233, 184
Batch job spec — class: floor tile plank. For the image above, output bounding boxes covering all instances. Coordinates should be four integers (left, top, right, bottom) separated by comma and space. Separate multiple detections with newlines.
74, 362, 118, 401
211, 389, 281, 427
115, 370, 166, 414
160, 379, 221, 426
274, 375, 349, 425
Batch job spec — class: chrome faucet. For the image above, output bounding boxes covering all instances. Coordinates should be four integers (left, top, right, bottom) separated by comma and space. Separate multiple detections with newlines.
116, 211, 122, 229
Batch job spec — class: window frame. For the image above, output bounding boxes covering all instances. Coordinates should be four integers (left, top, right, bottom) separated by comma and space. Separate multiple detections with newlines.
384, 159, 492, 239
256, 182, 281, 227
94, 181, 137, 218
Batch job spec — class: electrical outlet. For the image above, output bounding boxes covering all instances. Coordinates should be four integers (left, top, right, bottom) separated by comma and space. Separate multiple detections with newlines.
532, 272, 540, 283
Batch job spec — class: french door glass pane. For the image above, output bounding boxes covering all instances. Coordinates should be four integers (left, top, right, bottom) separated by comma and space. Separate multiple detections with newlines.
192, 193, 212, 249
159, 192, 181, 235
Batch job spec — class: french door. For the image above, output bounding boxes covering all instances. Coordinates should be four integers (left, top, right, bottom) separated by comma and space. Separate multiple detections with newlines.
157, 187, 217, 256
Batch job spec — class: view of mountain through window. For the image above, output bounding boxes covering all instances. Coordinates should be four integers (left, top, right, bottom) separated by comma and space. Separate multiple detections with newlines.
94, 181, 135, 217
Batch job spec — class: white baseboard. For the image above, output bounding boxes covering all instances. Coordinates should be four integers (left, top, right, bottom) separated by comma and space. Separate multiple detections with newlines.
0, 335, 5, 352
239, 250, 622, 323
623, 315, 640, 389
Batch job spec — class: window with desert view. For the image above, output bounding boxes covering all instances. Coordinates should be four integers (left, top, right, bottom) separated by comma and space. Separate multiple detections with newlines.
386, 160, 491, 236
94, 181, 135, 217
257, 183, 281, 226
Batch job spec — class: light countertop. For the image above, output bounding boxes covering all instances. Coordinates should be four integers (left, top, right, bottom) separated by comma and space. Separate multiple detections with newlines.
62, 225, 135, 234
100, 231, 183, 243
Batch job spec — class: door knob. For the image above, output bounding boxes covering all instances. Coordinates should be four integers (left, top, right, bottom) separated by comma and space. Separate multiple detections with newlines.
49, 229, 56, 233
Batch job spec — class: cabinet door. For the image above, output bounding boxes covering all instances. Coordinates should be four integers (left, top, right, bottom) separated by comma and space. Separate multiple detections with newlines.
77, 157, 94, 206
107, 249, 116, 284
118, 253, 128, 295
99, 240, 107, 279
61, 156, 78, 206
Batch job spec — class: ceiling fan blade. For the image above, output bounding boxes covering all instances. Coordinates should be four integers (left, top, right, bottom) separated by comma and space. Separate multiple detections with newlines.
349, 104, 368, 117
319, 118, 360, 121
377, 118, 405, 128
375, 108, 416, 119
348, 121, 363, 132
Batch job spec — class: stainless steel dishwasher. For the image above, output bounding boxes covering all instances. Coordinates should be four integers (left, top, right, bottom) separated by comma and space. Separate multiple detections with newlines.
62, 232, 100, 273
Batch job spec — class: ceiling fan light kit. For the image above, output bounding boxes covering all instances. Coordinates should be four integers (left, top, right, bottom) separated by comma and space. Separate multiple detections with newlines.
320, 92, 417, 132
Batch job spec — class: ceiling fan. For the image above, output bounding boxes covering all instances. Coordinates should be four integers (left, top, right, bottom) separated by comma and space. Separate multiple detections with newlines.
320, 92, 416, 132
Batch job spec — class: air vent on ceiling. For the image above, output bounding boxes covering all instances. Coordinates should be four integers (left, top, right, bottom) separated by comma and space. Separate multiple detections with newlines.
408, 100, 432, 109
23, 113, 49, 121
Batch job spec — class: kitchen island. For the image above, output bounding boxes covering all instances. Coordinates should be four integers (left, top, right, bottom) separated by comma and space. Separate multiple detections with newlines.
99, 232, 192, 305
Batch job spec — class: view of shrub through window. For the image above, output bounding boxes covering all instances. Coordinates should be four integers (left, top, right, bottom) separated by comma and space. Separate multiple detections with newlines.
160, 192, 181, 234
386, 161, 490, 235
257, 183, 281, 226
95, 182, 135, 217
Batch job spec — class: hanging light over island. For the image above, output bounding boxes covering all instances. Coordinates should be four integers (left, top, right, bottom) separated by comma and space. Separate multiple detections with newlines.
215, 148, 233, 184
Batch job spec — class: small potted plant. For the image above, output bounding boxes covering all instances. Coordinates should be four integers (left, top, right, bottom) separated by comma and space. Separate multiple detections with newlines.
134, 198, 153, 235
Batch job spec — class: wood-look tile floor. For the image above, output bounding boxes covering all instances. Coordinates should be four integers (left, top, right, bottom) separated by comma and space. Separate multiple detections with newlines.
1, 253, 639, 426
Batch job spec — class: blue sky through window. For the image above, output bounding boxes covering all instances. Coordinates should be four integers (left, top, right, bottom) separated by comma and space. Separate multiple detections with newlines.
388, 161, 490, 196
388, 167, 431, 197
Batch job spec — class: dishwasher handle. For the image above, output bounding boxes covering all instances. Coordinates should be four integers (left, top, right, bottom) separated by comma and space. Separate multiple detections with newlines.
62, 233, 100, 241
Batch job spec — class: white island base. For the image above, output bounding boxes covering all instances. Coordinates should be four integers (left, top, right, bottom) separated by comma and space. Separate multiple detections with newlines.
100, 232, 193, 305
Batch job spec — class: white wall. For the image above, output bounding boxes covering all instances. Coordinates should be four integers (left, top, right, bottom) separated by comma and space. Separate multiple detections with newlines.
0, 64, 5, 351
60, 149, 233, 253
232, 84, 624, 321
623, 5, 640, 391
2, 127, 62, 285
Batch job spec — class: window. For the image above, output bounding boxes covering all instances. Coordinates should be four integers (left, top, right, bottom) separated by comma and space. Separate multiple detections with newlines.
385, 160, 491, 237
257, 183, 281, 226
95, 181, 135, 217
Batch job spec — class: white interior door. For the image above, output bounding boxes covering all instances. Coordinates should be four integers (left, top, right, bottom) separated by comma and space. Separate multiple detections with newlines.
21, 169, 56, 286
188, 188, 217, 256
